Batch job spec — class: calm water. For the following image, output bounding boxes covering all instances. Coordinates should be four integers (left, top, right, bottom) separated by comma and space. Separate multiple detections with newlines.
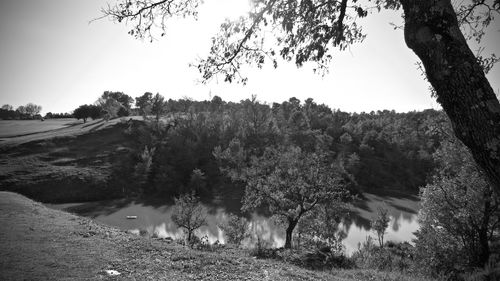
48, 192, 419, 255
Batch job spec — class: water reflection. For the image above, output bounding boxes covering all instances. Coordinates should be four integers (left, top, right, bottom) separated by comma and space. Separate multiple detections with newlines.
48, 192, 419, 255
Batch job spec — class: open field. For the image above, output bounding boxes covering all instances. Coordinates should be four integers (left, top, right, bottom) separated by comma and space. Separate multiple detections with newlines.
0, 117, 143, 202
0, 117, 142, 147
0, 118, 79, 138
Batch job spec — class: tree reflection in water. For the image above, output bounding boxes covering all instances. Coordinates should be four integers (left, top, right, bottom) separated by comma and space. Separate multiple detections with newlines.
48, 192, 419, 255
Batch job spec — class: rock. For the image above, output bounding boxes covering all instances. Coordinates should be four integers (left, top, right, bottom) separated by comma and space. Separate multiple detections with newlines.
103, 270, 121, 276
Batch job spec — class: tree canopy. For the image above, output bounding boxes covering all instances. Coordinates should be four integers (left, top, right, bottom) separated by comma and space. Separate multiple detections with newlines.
415, 131, 500, 277
97, 91, 134, 118
102, 0, 500, 194
215, 143, 352, 248
73, 104, 103, 123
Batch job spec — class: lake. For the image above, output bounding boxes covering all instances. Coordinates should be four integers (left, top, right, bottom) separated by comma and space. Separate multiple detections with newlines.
48, 191, 419, 255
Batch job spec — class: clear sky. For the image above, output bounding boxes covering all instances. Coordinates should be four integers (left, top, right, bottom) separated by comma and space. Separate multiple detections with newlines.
0, 0, 499, 114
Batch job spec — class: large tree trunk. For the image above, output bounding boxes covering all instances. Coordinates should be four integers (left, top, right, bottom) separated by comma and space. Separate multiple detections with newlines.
401, 0, 500, 193
284, 217, 298, 249
477, 198, 492, 267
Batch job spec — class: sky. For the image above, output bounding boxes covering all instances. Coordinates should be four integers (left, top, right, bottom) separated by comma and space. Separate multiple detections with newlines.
0, 0, 499, 114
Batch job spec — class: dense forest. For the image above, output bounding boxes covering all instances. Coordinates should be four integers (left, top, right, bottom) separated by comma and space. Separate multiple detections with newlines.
117, 95, 443, 199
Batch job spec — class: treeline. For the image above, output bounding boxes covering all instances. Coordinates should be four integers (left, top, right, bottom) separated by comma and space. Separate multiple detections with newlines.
1, 103, 43, 120
72, 91, 140, 123
1, 91, 139, 121
44, 112, 74, 119
119, 94, 445, 197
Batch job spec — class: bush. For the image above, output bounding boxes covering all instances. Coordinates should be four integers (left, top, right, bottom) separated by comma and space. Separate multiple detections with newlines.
249, 235, 274, 258
352, 237, 415, 272
283, 247, 354, 270
218, 213, 249, 247
191, 235, 224, 252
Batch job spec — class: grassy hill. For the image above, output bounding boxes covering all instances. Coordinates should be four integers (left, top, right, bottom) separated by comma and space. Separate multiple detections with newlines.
0, 118, 142, 202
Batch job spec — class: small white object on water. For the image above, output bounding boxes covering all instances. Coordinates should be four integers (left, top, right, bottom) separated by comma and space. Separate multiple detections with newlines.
104, 270, 121, 276
126, 216, 137, 219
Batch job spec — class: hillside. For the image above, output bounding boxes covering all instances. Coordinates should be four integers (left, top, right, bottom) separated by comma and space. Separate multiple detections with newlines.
0, 118, 143, 202
0, 191, 432, 281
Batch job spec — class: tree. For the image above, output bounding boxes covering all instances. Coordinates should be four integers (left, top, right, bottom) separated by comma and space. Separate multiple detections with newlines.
74, 104, 103, 123
24, 103, 42, 117
74, 104, 91, 123
97, 91, 133, 118
2, 104, 13, 111
0, 104, 16, 120
16, 105, 26, 116
218, 213, 249, 246
103, 0, 500, 194
151, 93, 165, 123
171, 192, 207, 246
215, 142, 351, 249
371, 207, 390, 248
89, 105, 103, 119
97, 95, 122, 119
188, 168, 206, 195
135, 92, 153, 118
415, 138, 500, 276
296, 202, 349, 251
101, 91, 133, 110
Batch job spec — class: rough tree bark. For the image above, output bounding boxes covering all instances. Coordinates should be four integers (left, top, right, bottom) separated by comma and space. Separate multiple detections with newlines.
284, 217, 299, 249
401, 0, 500, 193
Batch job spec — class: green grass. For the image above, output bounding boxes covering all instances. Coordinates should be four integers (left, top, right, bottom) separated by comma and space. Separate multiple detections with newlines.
0, 118, 143, 203
0, 118, 78, 138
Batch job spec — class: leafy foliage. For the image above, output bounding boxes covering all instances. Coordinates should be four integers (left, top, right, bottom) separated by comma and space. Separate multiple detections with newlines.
171, 192, 207, 246
216, 143, 352, 248
128, 96, 442, 198
24, 103, 42, 117
0, 103, 43, 120
218, 213, 249, 246
352, 237, 416, 273
414, 133, 500, 279
96, 91, 133, 118
135, 92, 153, 118
371, 207, 390, 248
100, 0, 500, 202
73, 104, 103, 123
101, 0, 498, 84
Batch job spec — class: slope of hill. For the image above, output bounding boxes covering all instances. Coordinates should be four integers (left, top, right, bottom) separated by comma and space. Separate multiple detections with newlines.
0, 191, 431, 281
0, 118, 142, 202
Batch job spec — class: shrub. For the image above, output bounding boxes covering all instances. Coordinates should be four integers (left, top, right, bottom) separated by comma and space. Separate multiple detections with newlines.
171, 192, 207, 247
283, 247, 354, 270
249, 234, 274, 258
218, 213, 249, 247
352, 237, 415, 272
